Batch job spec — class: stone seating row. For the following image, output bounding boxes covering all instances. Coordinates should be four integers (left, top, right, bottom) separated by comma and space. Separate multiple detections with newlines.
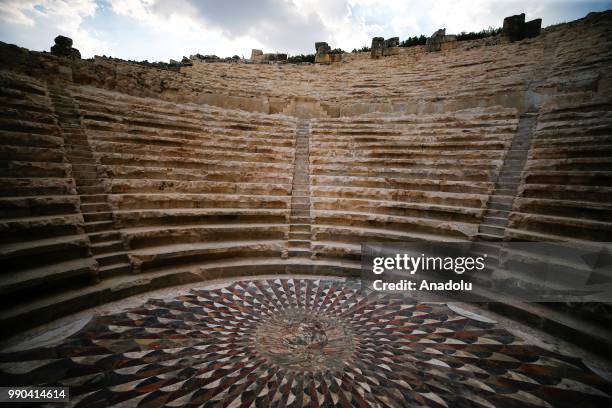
72, 87, 298, 273
0, 71, 97, 307
308, 108, 519, 261
509, 99, 612, 241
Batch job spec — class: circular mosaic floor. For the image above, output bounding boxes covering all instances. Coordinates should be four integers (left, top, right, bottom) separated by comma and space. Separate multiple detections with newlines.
1, 278, 611, 407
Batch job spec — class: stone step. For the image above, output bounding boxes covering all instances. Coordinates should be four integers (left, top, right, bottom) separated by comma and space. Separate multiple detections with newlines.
497, 177, 521, 184
83, 212, 113, 223
73, 171, 98, 180
489, 202, 512, 211
72, 164, 97, 173
489, 195, 514, 204
289, 231, 311, 240
68, 152, 94, 161
91, 240, 124, 255
474, 232, 504, 242
290, 224, 311, 233
289, 240, 310, 248
80, 194, 107, 204
288, 248, 311, 258
81, 202, 110, 213
497, 170, 523, 177
484, 208, 510, 218
494, 188, 516, 196
65, 140, 89, 147
291, 203, 310, 210
98, 262, 131, 279
78, 186, 105, 195
495, 182, 519, 189
482, 296, 612, 358
95, 252, 129, 267
84, 220, 115, 233
76, 178, 101, 187
291, 209, 310, 217
482, 216, 507, 227
290, 216, 311, 223
479, 224, 505, 236
291, 196, 310, 204
88, 230, 121, 244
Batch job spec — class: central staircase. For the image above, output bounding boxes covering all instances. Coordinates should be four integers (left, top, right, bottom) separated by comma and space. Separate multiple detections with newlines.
476, 113, 538, 241
288, 120, 312, 258
48, 82, 131, 280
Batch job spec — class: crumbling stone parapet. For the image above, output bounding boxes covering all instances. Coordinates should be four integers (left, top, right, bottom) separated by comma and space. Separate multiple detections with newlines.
50, 35, 81, 59
251, 49, 263, 61
314, 42, 342, 64
371, 37, 400, 59
315, 42, 332, 63
503, 13, 542, 42
425, 29, 457, 52
370, 37, 385, 59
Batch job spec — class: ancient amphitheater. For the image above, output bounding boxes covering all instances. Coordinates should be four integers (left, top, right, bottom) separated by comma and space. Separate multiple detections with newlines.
0, 10, 611, 407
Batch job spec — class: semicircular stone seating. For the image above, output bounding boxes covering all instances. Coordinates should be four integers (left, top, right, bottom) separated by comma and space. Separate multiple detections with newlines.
1, 9, 612, 406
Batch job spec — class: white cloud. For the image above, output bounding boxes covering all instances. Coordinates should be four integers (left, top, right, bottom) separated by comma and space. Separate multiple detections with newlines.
0, 0, 111, 57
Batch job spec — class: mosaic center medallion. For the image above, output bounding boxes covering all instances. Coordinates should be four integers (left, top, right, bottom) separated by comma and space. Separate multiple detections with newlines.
254, 309, 354, 371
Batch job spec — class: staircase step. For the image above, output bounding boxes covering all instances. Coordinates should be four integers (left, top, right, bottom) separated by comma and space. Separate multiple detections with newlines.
288, 248, 311, 258
289, 240, 310, 248
482, 216, 507, 227
88, 230, 121, 244
98, 262, 131, 279
489, 202, 512, 211
291, 203, 310, 210
73, 171, 98, 180
490, 196, 514, 204
498, 177, 521, 184
290, 209, 310, 217
84, 220, 115, 233
83, 212, 113, 223
290, 216, 310, 223
76, 178, 101, 187
290, 224, 311, 233
484, 209, 510, 218
494, 188, 516, 196
475, 233, 504, 242
95, 252, 129, 267
78, 186, 105, 195
81, 202, 110, 213
480, 225, 505, 236
72, 164, 97, 172
80, 194, 108, 204
289, 232, 311, 240
291, 197, 310, 204
496, 182, 519, 189
91, 240, 124, 255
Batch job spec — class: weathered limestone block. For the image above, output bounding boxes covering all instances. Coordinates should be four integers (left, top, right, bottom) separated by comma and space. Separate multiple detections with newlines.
525, 18, 542, 38
383, 37, 400, 56
503, 13, 542, 42
370, 37, 384, 59
262, 53, 287, 62
503, 13, 526, 42
50, 35, 81, 59
315, 42, 332, 63
426, 29, 458, 52
251, 49, 263, 61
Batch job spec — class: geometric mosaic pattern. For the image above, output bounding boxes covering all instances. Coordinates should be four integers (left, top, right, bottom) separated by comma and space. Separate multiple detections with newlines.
1, 278, 611, 407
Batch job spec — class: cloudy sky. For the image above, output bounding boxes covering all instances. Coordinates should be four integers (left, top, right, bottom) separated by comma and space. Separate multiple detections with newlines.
0, 0, 610, 61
